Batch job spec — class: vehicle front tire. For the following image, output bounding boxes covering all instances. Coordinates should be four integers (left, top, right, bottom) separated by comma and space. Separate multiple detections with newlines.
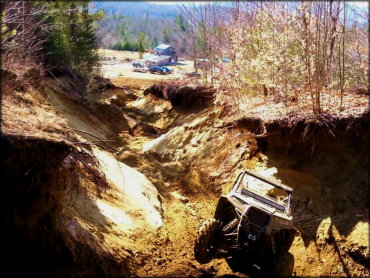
194, 218, 221, 264
227, 251, 269, 277
271, 252, 294, 277
280, 229, 296, 253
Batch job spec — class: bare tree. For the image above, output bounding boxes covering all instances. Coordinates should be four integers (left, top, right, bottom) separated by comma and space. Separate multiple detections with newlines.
1, 1, 48, 73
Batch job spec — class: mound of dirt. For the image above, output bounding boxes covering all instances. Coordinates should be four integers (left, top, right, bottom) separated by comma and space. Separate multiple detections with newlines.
1, 72, 162, 276
0, 135, 130, 276
0, 131, 166, 276
90, 75, 117, 91
144, 81, 215, 110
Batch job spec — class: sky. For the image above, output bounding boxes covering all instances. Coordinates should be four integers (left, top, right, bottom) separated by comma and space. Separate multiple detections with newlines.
348, 1, 368, 8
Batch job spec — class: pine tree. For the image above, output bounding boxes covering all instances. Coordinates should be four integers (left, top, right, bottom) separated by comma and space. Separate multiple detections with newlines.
162, 29, 170, 43
41, 1, 103, 79
176, 14, 186, 32
138, 32, 145, 59
152, 37, 158, 48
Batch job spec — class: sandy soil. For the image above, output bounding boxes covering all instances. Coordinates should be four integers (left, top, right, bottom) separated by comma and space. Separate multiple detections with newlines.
106, 75, 367, 277
101, 50, 368, 276
2, 52, 368, 277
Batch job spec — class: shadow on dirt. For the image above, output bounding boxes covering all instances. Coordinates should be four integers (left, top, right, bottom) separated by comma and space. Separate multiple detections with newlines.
225, 252, 295, 277
0, 134, 131, 277
255, 115, 369, 247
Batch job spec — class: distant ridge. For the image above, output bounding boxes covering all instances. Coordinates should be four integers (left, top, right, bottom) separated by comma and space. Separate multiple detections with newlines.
91, 1, 181, 18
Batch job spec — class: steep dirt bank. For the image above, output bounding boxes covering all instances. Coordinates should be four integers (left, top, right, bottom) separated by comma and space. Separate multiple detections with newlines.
0, 135, 129, 276
226, 114, 369, 277
1, 72, 163, 276
256, 116, 369, 276
1, 68, 368, 276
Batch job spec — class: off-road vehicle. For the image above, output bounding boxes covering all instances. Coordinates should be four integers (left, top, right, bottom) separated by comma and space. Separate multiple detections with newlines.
149, 66, 166, 75
194, 169, 296, 272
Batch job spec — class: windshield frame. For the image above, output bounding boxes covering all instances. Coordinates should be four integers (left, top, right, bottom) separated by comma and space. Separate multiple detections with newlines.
231, 170, 292, 215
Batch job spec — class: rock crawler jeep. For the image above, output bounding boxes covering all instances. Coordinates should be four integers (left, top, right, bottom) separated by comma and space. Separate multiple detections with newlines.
194, 170, 296, 272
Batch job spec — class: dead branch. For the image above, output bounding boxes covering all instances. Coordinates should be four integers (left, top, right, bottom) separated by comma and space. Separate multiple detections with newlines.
66, 128, 117, 153
230, 132, 270, 140
69, 148, 109, 198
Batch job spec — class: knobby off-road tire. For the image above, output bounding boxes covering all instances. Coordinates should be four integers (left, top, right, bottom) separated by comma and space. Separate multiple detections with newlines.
226, 251, 256, 274
271, 252, 294, 277
194, 218, 222, 264
280, 229, 297, 253
269, 230, 296, 276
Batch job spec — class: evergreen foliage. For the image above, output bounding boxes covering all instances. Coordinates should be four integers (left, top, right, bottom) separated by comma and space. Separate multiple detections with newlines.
42, 1, 104, 79
94, 11, 191, 56
162, 29, 170, 44
176, 14, 186, 32
1, 1, 104, 80
138, 32, 145, 59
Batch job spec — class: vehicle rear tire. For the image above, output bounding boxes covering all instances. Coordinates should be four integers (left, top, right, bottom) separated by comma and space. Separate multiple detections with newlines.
194, 218, 221, 264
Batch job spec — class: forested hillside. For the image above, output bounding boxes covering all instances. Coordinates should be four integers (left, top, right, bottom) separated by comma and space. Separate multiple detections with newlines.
92, 1, 192, 56
92, 1, 181, 18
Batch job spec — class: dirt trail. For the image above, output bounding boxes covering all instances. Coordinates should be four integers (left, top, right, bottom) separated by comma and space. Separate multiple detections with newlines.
1, 69, 368, 277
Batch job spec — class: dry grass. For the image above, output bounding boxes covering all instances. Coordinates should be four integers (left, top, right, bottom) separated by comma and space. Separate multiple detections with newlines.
1, 82, 71, 141
220, 89, 369, 123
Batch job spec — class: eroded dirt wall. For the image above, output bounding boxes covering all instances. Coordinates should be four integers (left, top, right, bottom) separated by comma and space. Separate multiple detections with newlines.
0, 135, 130, 277
252, 115, 369, 276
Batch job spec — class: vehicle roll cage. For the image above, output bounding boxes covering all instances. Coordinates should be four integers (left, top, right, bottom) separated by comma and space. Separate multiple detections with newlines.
232, 170, 293, 193
231, 170, 293, 215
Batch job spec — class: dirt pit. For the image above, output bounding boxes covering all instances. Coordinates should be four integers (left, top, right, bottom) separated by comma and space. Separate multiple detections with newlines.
1, 70, 368, 277
112, 82, 369, 277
